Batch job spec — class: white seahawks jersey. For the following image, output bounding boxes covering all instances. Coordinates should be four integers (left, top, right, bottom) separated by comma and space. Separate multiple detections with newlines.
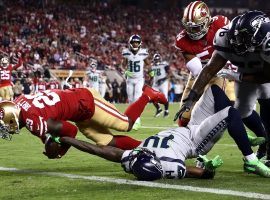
151, 61, 169, 85
121, 87, 230, 179
122, 48, 149, 79
214, 25, 270, 74
87, 71, 100, 91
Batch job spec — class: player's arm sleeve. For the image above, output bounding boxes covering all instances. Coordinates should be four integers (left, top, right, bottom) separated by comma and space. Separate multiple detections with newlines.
13, 58, 23, 70
60, 137, 124, 162
186, 57, 203, 77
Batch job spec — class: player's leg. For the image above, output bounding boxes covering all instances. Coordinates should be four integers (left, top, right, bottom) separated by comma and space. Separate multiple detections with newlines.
0, 87, 5, 101
234, 82, 267, 158
132, 78, 144, 130
160, 80, 169, 117
224, 79, 236, 104
8, 86, 13, 100
126, 79, 135, 103
192, 85, 270, 177
152, 85, 162, 117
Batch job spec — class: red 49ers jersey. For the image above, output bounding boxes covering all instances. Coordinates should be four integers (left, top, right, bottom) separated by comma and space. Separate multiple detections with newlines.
0, 59, 22, 87
15, 88, 95, 140
175, 15, 229, 64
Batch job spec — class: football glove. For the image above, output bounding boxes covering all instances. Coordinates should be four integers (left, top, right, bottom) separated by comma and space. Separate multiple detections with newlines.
125, 70, 134, 78
149, 70, 155, 77
46, 134, 61, 144
173, 90, 198, 121
217, 69, 242, 82
196, 155, 223, 170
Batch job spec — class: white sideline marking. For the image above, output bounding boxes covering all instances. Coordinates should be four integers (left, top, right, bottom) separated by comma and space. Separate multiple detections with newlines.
0, 167, 269, 199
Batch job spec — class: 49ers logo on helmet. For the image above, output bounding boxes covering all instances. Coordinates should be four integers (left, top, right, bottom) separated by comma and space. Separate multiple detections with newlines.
0, 108, 4, 120
200, 7, 207, 17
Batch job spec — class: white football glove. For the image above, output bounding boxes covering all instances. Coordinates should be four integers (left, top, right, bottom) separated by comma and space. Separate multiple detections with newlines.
217, 69, 242, 82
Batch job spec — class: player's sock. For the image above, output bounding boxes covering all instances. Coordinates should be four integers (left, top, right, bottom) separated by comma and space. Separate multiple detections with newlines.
114, 135, 141, 150
124, 94, 149, 124
153, 102, 160, 111
226, 107, 253, 156
244, 153, 257, 162
242, 111, 266, 138
164, 102, 169, 111
211, 85, 232, 112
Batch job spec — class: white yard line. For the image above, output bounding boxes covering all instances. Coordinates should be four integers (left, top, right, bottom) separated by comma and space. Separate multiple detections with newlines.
0, 167, 269, 199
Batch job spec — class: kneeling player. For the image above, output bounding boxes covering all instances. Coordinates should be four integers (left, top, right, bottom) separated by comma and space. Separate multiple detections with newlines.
55, 85, 270, 180
0, 85, 167, 159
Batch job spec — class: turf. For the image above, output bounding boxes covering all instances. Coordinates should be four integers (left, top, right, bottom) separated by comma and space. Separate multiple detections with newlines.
0, 103, 269, 200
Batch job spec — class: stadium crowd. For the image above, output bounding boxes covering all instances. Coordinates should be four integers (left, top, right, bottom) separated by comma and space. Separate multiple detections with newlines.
0, 1, 245, 102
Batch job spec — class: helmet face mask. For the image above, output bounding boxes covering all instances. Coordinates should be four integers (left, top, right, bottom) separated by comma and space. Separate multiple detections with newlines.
129, 35, 142, 52
0, 102, 20, 140
1, 57, 9, 68
129, 148, 163, 181
182, 1, 211, 40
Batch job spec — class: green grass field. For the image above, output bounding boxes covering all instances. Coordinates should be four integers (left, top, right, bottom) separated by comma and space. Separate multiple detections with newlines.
0, 103, 269, 200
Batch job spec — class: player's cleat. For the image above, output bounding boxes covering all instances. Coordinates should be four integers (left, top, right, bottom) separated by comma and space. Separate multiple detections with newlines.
155, 108, 163, 117
132, 121, 141, 131
247, 135, 266, 147
243, 158, 270, 177
142, 85, 167, 104
163, 110, 169, 118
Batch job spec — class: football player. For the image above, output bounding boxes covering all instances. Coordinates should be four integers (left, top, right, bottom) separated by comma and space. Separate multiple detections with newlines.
175, 1, 232, 126
150, 53, 170, 117
54, 85, 270, 180
121, 34, 151, 130
0, 85, 167, 159
0, 56, 23, 100
177, 11, 270, 161
86, 62, 100, 92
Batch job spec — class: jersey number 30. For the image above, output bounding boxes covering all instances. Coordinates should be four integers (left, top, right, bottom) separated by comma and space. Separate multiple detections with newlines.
25, 91, 60, 108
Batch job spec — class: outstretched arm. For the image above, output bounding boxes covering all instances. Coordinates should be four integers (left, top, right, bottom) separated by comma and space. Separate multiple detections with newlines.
185, 166, 215, 179
192, 51, 227, 96
60, 137, 124, 162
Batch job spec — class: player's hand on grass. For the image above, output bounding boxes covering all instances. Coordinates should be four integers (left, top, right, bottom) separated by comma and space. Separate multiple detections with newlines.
197, 155, 223, 170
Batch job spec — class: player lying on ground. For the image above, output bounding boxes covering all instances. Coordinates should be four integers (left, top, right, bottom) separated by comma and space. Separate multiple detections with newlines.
52, 85, 270, 180
0, 85, 167, 159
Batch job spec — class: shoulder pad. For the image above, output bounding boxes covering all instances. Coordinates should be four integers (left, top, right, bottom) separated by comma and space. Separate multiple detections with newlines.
212, 15, 230, 28
138, 48, 149, 56
213, 26, 231, 52
122, 48, 131, 56
175, 31, 188, 52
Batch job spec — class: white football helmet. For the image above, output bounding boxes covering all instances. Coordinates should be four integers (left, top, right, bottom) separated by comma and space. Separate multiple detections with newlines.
182, 1, 211, 40
1, 57, 9, 68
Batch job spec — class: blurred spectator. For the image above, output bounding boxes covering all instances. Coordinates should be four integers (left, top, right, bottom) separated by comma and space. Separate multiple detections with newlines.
111, 78, 119, 103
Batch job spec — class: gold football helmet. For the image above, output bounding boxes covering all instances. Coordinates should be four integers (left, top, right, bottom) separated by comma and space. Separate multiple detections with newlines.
182, 1, 211, 40
1, 57, 9, 68
0, 101, 20, 140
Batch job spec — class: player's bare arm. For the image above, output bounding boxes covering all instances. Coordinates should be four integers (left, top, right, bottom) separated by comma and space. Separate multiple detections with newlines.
60, 136, 124, 162
192, 51, 227, 95
185, 166, 215, 179
121, 58, 128, 71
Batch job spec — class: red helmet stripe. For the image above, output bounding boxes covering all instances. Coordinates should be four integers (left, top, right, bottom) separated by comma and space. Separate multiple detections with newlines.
191, 1, 202, 22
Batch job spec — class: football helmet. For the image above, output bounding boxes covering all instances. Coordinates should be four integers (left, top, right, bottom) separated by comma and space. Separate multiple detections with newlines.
234, 11, 270, 55
129, 34, 142, 52
182, 1, 211, 40
129, 148, 163, 181
1, 57, 9, 68
153, 53, 162, 65
0, 101, 20, 140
